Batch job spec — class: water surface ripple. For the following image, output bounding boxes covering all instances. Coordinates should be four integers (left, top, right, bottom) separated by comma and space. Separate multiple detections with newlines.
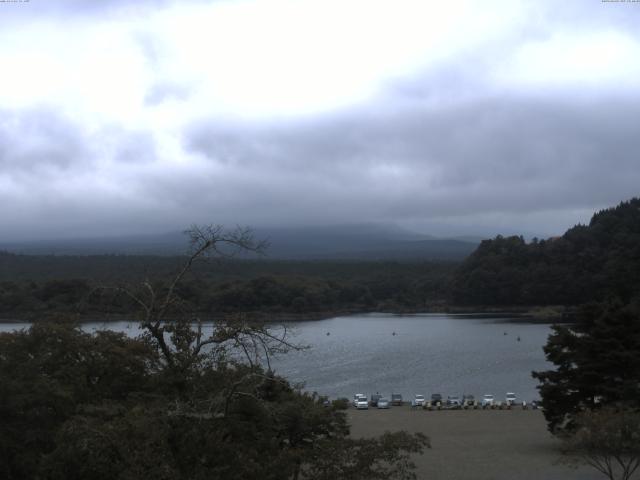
268, 313, 553, 402
1, 313, 554, 402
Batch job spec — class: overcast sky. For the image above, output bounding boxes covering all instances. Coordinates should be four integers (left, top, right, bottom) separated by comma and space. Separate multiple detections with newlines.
1, 0, 639, 241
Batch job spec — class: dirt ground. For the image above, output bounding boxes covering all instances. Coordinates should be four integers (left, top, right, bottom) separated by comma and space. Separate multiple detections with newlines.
347, 407, 605, 480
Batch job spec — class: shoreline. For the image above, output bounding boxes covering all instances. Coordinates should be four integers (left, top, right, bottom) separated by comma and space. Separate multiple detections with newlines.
0, 305, 574, 324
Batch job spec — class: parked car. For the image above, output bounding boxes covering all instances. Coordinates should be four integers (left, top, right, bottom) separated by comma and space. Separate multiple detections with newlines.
447, 395, 462, 408
431, 393, 443, 405
319, 395, 331, 407
505, 392, 517, 406
462, 394, 475, 407
481, 394, 494, 407
391, 393, 403, 406
377, 397, 390, 409
355, 396, 369, 410
413, 394, 425, 407
370, 393, 382, 407
353, 394, 366, 407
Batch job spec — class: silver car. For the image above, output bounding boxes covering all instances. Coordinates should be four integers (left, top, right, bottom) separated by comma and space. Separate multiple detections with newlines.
377, 397, 390, 409
481, 394, 494, 407
447, 395, 461, 408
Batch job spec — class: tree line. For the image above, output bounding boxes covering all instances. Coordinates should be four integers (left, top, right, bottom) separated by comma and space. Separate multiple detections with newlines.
0, 257, 454, 319
521, 200, 640, 479
451, 198, 640, 306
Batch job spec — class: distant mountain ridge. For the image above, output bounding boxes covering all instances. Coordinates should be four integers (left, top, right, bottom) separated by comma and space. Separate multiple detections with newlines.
0, 224, 479, 261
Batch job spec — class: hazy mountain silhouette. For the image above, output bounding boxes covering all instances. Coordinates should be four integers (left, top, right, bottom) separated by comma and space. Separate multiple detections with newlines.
1, 224, 479, 260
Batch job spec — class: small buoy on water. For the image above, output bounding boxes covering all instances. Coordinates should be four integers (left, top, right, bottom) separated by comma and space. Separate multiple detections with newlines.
392, 331, 396, 336
503, 332, 507, 335
517, 336, 521, 342
326, 332, 330, 336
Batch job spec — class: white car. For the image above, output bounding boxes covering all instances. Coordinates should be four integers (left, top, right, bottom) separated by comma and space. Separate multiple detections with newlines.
413, 394, 426, 407
355, 396, 369, 409
481, 394, 494, 407
505, 392, 517, 405
353, 394, 366, 407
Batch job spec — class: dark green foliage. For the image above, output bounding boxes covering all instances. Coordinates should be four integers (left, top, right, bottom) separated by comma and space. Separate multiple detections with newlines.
0, 322, 428, 480
452, 198, 640, 306
0, 322, 157, 480
302, 431, 430, 480
532, 300, 640, 433
0, 259, 455, 319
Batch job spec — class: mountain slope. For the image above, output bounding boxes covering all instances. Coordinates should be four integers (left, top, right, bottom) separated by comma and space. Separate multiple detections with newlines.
451, 198, 640, 305
1, 224, 478, 261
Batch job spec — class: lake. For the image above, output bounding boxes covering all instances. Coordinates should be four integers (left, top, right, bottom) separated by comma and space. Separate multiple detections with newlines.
1, 313, 555, 402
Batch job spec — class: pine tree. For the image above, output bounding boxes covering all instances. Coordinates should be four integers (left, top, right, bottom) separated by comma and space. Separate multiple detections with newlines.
533, 299, 640, 433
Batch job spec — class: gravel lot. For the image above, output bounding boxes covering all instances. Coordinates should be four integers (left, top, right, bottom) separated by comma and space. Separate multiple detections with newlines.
347, 407, 604, 480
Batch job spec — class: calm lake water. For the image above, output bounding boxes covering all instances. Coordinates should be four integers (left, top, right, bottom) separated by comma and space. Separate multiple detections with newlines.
1, 313, 554, 402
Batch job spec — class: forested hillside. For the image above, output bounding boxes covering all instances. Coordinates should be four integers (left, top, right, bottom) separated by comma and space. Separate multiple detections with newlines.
4, 198, 639, 318
0, 255, 454, 319
451, 198, 640, 306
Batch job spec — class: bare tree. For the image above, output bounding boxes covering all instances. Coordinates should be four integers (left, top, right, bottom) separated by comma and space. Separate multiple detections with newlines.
110, 225, 299, 372
562, 408, 640, 480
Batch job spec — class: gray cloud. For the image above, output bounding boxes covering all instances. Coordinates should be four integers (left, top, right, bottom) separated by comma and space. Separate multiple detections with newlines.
183, 95, 640, 231
0, 0, 638, 241
4, 94, 638, 241
0, 108, 89, 175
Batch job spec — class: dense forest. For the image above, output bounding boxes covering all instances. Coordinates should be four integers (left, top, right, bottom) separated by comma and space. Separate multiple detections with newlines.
0, 255, 455, 319
451, 198, 640, 306
2, 198, 639, 321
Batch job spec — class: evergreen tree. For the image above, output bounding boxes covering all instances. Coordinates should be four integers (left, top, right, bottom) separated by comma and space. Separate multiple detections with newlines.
452, 197, 640, 306
533, 299, 640, 433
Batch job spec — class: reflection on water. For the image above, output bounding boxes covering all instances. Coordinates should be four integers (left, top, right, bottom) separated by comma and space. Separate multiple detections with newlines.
0, 313, 554, 401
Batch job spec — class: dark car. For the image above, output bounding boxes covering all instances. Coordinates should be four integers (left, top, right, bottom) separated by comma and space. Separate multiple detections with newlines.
462, 394, 475, 407
391, 393, 403, 406
431, 393, 443, 405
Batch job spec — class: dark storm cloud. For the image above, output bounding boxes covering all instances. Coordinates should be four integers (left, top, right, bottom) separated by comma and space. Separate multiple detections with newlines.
184, 95, 640, 224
